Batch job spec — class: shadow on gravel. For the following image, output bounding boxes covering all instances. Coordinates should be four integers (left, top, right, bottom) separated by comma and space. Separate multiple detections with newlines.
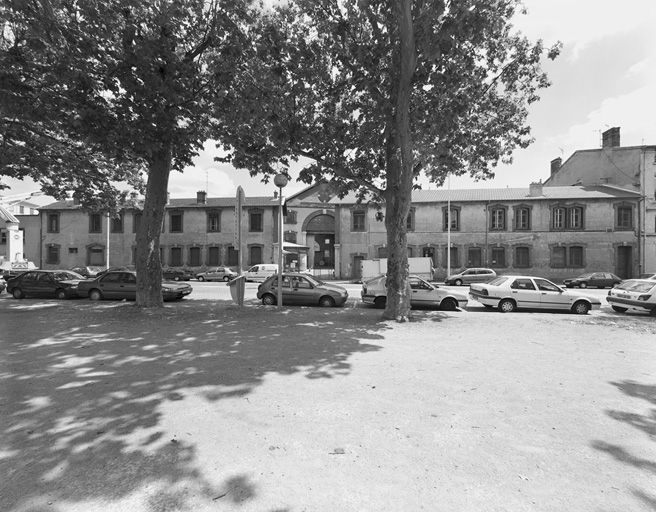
0, 299, 398, 511
591, 380, 656, 510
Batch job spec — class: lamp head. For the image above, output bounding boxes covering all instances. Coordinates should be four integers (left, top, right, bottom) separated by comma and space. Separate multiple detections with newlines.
273, 174, 289, 189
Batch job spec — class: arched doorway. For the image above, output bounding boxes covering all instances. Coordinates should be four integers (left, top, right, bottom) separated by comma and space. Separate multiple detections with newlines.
303, 212, 336, 271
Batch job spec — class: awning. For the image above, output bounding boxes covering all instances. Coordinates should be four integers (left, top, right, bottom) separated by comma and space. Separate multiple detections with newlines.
283, 242, 309, 251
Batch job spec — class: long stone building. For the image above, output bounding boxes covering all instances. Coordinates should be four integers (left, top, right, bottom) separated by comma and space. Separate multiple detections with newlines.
21, 127, 655, 281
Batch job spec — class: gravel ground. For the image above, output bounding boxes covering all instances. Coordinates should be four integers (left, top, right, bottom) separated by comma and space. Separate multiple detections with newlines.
1, 297, 654, 512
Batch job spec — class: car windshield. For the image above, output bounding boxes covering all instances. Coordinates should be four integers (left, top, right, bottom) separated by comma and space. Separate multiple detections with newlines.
576, 273, 594, 278
487, 277, 509, 286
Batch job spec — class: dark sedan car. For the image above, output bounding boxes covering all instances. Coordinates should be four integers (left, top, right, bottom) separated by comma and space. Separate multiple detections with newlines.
562, 272, 621, 289
162, 268, 195, 281
256, 272, 348, 307
77, 270, 192, 301
6, 270, 84, 299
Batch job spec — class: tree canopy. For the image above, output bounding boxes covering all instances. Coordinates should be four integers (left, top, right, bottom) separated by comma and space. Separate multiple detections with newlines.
220, 0, 560, 319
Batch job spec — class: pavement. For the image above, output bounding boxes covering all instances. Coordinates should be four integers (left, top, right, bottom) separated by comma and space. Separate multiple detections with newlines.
0, 295, 655, 511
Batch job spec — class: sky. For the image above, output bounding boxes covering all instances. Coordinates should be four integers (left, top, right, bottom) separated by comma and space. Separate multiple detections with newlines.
2, 0, 656, 206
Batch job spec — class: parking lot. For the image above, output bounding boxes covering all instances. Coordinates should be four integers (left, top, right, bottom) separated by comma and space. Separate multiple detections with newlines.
1, 281, 655, 512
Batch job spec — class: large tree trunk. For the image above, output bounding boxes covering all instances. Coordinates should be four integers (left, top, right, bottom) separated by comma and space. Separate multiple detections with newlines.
135, 144, 172, 307
382, 0, 416, 321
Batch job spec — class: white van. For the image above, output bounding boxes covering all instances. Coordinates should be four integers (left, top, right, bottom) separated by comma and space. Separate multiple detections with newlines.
243, 264, 278, 282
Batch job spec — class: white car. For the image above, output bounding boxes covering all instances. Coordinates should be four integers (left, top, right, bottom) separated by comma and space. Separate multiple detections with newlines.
469, 275, 601, 314
361, 274, 468, 310
606, 279, 656, 316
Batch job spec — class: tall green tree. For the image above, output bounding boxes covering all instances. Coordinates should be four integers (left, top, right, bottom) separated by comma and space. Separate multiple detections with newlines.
221, 0, 560, 320
1, 0, 254, 306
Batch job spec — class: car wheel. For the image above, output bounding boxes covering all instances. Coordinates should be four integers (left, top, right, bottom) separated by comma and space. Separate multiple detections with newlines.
262, 293, 276, 306
454, 279, 463, 286
611, 305, 628, 313
440, 297, 457, 311
319, 296, 335, 307
374, 296, 387, 309
498, 298, 516, 313
223, 276, 230, 282
579, 282, 587, 288
12, 288, 24, 299
89, 289, 102, 301
198, 276, 205, 282
572, 301, 590, 315
55, 288, 67, 300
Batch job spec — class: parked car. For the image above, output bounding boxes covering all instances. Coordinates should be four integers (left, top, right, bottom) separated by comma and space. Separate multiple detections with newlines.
637, 273, 656, 280
0, 279, 5, 294
469, 275, 601, 314
361, 275, 468, 310
444, 268, 497, 286
196, 267, 238, 282
162, 268, 195, 281
70, 266, 105, 278
256, 272, 348, 307
77, 271, 192, 301
606, 279, 656, 315
6, 270, 84, 299
562, 272, 622, 289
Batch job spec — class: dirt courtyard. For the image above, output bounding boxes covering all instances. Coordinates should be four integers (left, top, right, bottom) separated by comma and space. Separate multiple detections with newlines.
1, 298, 655, 512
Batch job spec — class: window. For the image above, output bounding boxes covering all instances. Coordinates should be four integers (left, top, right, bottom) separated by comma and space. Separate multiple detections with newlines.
249, 245, 263, 265
208, 246, 220, 266
46, 245, 60, 264
377, 246, 388, 258
468, 247, 482, 267
207, 211, 221, 232
88, 246, 104, 266
442, 207, 460, 231
568, 207, 583, 229
514, 246, 530, 268
249, 210, 263, 232
189, 247, 201, 266
490, 207, 506, 231
170, 247, 183, 266
111, 213, 124, 233
89, 213, 103, 233
510, 278, 535, 290
351, 210, 366, 231
514, 207, 531, 230
285, 210, 298, 224
227, 246, 239, 266
47, 213, 60, 233
406, 209, 415, 231
133, 212, 142, 233
170, 211, 183, 233
68, 247, 78, 254
616, 205, 633, 230
443, 246, 459, 268
552, 207, 566, 230
490, 246, 506, 267
0, 230, 6, 244
552, 205, 585, 230
550, 245, 585, 268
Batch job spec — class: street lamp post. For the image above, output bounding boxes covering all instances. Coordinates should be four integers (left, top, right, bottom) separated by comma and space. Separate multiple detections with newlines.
274, 173, 288, 308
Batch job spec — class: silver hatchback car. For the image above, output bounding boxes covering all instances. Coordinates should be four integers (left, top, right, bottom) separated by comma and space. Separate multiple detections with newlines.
444, 268, 497, 286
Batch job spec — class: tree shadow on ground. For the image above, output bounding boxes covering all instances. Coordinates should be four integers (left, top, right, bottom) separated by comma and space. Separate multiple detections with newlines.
0, 299, 394, 511
591, 380, 656, 511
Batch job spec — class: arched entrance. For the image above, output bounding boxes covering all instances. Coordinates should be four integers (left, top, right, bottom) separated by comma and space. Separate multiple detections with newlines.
303, 212, 336, 271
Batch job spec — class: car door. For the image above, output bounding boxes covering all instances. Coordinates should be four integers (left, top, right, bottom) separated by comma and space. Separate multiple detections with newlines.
120, 273, 137, 299
97, 272, 122, 298
16, 272, 39, 296
588, 273, 604, 287
288, 276, 317, 305
409, 276, 437, 307
534, 278, 570, 310
508, 278, 541, 309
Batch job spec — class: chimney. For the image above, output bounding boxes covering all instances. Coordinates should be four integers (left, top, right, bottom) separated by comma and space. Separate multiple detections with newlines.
602, 127, 620, 148
529, 180, 543, 197
550, 157, 562, 176
196, 190, 207, 204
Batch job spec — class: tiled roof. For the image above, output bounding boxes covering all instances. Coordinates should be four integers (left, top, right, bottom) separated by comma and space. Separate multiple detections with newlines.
41, 196, 278, 210
326, 185, 640, 204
